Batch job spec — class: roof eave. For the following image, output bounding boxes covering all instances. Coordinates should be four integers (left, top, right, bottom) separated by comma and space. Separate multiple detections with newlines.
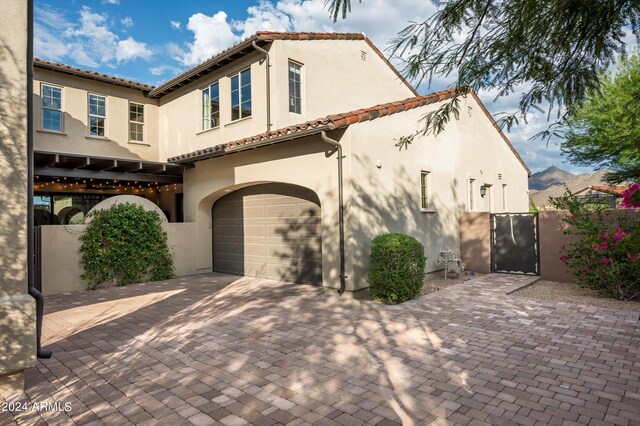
170, 125, 333, 164
148, 35, 268, 98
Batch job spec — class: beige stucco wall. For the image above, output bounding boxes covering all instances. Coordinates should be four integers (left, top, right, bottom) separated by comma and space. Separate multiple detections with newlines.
182, 132, 351, 293
33, 68, 160, 161
0, 0, 36, 398
39, 222, 199, 295
459, 212, 492, 274
347, 95, 529, 289
158, 39, 413, 161
268, 39, 415, 130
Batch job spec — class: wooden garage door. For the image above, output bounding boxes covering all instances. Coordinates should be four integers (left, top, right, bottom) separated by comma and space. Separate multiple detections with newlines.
212, 183, 322, 284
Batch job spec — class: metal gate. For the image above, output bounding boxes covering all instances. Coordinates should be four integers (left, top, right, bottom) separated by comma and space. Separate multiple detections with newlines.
490, 212, 540, 275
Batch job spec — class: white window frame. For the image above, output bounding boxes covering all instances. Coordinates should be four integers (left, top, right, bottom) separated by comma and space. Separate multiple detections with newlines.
201, 81, 220, 130
484, 183, 493, 212
88, 93, 107, 137
41, 83, 63, 132
420, 170, 432, 211
288, 60, 303, 114
230, 68, 251, 122
502, 184, 507, 212
128, 102, 145, 142
468, 178, 475, 211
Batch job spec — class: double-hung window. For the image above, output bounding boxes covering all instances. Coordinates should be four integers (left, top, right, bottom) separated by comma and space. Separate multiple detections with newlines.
288, 60, 302, 114
202, 82, 220, 130
129, 102, 144, 142
231, 68, 251, 121
41, 84, 63, 132
88, 94, 106, 137
420, 171, 430, 210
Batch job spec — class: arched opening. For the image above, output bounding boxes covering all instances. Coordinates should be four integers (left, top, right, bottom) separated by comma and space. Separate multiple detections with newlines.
212, 182, 322, 285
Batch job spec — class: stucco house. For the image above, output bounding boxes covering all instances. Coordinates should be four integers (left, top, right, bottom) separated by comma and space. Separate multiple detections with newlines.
32, 31, 531, 298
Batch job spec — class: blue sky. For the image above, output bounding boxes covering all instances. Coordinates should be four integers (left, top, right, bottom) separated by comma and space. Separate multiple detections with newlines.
35, 0, 631, 174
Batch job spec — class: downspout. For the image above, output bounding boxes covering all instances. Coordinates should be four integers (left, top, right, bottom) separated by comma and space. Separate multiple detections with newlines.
252, 41, 271, 132
320, 131, 346, 295
27, 0, 52, 359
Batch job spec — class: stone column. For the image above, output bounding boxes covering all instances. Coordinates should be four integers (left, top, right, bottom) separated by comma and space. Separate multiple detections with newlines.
0, 0, 36, 399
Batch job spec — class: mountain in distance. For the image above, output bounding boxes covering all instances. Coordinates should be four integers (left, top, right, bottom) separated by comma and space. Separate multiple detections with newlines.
529, 166, 576, 191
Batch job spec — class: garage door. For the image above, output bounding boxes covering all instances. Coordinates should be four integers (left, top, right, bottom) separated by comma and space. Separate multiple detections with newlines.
212, 183, 322, 284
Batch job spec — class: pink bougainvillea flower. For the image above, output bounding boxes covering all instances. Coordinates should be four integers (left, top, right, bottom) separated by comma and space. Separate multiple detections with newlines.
559, 255, 567, 262
602, 258, 612, 264
600, 241, 609, 250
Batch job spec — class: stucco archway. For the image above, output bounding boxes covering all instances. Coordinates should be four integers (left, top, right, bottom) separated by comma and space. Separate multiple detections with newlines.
211, 182, 322, 285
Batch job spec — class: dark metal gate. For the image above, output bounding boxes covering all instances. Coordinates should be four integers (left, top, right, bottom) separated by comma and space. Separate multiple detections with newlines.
490, 212, 540, 275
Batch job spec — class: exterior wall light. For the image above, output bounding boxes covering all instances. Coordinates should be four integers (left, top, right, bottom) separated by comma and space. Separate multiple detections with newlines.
480, 185, 487, 198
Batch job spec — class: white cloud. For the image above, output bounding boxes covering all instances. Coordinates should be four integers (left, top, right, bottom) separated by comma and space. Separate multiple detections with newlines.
176, 12, 240, 66
234, 0, 292, 37
34, 5, 153, 67
34, 6, 70, 61
170, 20, 181, 30
117, 37, 153, 62
121, 17, 134, 27
102, 0, 120, 4
149, 64, 182, 76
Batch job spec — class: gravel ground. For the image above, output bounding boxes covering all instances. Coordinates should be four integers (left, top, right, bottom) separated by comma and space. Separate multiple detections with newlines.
421, 273, 480, 296
512, 279, 640, 310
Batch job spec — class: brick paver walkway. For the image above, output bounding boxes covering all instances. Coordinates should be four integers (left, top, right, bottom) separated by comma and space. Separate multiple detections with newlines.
2, 273, 639, 425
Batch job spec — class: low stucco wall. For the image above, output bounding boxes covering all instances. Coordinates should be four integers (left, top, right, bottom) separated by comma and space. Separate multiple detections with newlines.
39, 223, 198, 295
459, 212, 491, 274
538, 211, 576, 283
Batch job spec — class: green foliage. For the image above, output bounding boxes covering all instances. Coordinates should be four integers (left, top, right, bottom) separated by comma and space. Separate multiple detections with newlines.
327, 0, 640, 139
562, 53, 640, 184
80, 203, 174, 289
551, 191, 640, 301
368, 233, 426, 304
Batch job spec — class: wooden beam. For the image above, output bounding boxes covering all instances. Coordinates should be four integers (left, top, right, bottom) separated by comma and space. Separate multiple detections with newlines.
120, 161, 143, 173
34, 167, 182, 184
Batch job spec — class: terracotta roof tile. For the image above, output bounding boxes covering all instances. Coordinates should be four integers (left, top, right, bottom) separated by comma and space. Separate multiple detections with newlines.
149, 31, 418, 98
169, 89, 530, 177
575, 185, 628, 196
169, 89, 457, 162
33, 58, 155, 91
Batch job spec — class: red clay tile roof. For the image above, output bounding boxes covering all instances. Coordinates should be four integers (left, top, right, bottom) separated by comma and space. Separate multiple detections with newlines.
34, 32, 417, 99
148, 31, 418, 98
33, 58, 155, 92
574, 185, 628, 196
168, 89, 530, 177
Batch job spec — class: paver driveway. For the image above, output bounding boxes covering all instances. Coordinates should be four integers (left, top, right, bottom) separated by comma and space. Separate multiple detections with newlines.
2, 273, 639, 425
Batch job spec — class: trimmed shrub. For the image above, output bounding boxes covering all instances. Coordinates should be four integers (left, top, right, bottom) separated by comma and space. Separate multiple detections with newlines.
80, 203, 174, 289
368, 233, 426, 304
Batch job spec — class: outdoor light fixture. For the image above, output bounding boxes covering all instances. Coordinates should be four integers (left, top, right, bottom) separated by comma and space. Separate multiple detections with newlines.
480, 185, 487, 198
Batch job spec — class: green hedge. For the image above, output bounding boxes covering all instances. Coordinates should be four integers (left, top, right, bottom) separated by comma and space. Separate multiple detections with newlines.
80, 203, 174, 289
368, 233, 426, 304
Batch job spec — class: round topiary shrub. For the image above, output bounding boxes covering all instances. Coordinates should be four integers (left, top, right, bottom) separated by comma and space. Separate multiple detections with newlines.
80, 203, 174, 289
368, 233, 426, 304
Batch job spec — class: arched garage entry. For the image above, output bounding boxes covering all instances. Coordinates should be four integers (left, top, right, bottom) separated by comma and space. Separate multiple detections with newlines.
212, 183, 322, 285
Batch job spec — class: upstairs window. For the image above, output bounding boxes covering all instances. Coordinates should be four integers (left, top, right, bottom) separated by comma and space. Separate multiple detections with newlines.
41, 84, 63, 132
420, 171, 430, 210
468, 178, 475, 210
129, 102, 144, 142
88, 94, 106, 137
202, 82, 220, 130
231, 68, 251, 121
288, 60, 302, 114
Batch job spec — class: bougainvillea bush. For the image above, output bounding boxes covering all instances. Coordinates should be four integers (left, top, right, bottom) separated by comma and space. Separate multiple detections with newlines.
552, 186, 640, 300
80, 203, 174, 289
